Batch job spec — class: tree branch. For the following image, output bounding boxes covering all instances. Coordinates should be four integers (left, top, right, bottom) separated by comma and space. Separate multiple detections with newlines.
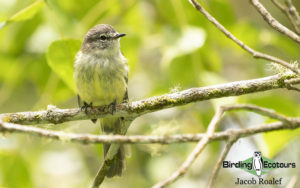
250, 0, 300, 43
2, 73, 299, 125
152, 107, 225, 188
152, 104, 300, 187
206, 137, 237, 188
284, 0, 300, 32
188, 0, 300, 74
271, 0, 300, 34
1, 104, 299, 187
0, 1, 298, 187
0, 118, 299, 144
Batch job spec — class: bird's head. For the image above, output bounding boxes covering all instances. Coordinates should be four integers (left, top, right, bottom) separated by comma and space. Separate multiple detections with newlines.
81, 24, 126, 56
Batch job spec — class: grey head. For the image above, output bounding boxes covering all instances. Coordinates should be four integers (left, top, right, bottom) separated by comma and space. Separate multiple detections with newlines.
81, 24, 126, 54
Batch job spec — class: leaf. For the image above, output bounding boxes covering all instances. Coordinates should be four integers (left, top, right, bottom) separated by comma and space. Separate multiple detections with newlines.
208, 0, 235, 26
0, 1, 44, 30
46, 39, 81, 92
263, 129, 300, 158
244, 94, 300, 157
161, 26, 206, 68
9, 1, 44, 22
0, 152, 33, 188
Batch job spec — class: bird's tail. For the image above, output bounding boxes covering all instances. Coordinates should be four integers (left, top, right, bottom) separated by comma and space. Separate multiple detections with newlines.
100, 117, 126, 178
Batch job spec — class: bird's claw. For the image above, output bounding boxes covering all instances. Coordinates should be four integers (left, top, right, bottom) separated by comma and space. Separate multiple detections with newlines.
81, 102, 93, 114
110, 100, 117, 115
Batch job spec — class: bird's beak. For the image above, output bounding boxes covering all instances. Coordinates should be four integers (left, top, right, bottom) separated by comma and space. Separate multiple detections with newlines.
114, 33, 126, 39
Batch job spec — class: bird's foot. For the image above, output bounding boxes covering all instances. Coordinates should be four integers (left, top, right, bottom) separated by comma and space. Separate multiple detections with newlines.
110, 100, 117, 115
81, 102, 93, 114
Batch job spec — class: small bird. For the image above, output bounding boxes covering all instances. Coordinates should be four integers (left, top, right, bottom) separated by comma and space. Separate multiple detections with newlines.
73, 24, 128, 177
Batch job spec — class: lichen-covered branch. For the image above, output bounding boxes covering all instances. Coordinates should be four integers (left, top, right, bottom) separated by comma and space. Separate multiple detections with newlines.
1, 104, 299, 187
2, 73, 299, 125
152, 104, 300, 188
0, 118, 299, 144
188, 0, 300, 74
250, 0, 300, 43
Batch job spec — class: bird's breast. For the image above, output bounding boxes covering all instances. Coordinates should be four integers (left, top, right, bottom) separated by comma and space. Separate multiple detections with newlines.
74, 51, 127, 106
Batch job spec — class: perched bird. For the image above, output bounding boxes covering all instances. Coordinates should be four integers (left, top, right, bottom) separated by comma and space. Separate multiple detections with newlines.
73, 24, 128, 177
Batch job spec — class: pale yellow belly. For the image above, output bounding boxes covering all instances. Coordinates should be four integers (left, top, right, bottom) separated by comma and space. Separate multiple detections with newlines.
74, 55, 127, 106
75, 73, 126, 106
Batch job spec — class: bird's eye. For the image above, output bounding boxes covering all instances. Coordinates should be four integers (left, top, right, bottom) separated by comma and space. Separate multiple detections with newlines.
99, 35, 107, 40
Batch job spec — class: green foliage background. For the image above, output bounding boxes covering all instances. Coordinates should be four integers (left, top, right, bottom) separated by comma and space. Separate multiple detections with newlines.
0, 0, 299, 187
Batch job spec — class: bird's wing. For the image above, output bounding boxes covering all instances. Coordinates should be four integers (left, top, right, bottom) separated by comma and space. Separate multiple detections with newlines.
123, 75, 128, 102
77, 95, 83, 107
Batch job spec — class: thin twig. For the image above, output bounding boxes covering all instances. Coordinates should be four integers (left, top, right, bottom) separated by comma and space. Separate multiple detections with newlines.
152, 104, 300, 187
250, 0, 300, 43
286, 84, 300, 92
271, 0, 287, 12
222, 104, 293, 124
271, 0, 300, 34
2, 74, 299, 125
153, 108, 226, 188
285, 0, 300, 31
285, 78, 300, 92
1, 104, 299, 145
206, 137, 237, 188
152, 136, 210, 188
187, 0, 300, 74
230, 114, 259, 148
0, 119, 299, 144
1, 104, 300, 187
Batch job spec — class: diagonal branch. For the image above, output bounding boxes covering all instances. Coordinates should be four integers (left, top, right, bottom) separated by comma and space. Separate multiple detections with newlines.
153, 107, 226, 188
188, 0, 300, 74
285, 77, 300, 92
284, 0, 300, 32
152, 104, 300, 187
271, 0, 300, 34
250, 0, 300, 43
206, 137, 237, 188
222, 104, 293, 124
3, 73, 299, 125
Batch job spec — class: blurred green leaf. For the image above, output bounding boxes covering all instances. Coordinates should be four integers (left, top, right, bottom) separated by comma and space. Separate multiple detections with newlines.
208, 0, 235, 26
0, 15, 42, 55
0, 1, 44, 30
46, 39, 81, 92
200, 46, 222, 72
168, 55, 198, 87
246, 94, 300, 116
9, 1, 44, 22
231, 21, 260, 50
162, 26, 206, 67
0, 152, 33, 188
244, 94, 300, 157
263, 129, 300, 158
